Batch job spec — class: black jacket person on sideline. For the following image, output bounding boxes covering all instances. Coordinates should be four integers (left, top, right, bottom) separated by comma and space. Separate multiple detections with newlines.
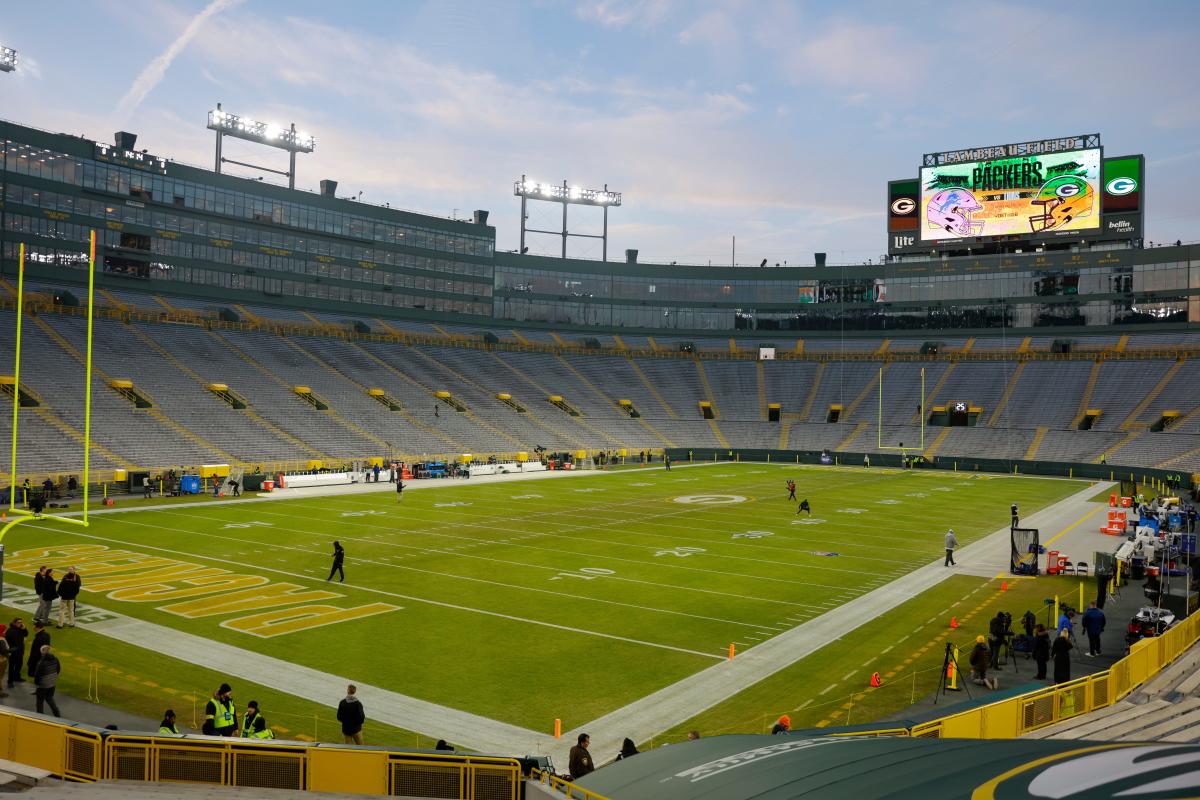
327, 541, 345, 582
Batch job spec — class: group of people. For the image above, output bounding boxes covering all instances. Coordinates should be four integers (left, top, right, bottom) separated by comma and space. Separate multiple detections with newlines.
567, 730, 701, 781
784, 480, 810, 515
2, 618, 62, 716
965, 602, 1107, 690
192, 681, 369, 743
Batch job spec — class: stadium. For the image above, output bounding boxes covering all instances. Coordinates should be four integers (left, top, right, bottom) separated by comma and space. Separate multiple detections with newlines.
0, 12, 1199, 800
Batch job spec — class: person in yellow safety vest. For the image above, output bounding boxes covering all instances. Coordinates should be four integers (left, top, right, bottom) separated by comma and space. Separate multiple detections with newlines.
159, 709, 180, 735
242, 700, 274, 739
203, 683, 237, 736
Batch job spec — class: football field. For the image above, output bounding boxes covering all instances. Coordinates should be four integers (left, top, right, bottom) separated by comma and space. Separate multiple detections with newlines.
6, 462, 1086, 734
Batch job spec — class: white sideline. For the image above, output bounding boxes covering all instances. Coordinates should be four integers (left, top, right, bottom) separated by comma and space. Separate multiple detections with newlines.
1, 464, 1107, 768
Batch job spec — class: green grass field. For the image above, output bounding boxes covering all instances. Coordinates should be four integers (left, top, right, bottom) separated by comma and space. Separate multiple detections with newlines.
4, 462, 1088, 738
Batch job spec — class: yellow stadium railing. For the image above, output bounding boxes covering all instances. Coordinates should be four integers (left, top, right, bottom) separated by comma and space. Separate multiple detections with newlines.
531, 767, 610, 800
0, 708, 522, 798
871, 610, 1200, 740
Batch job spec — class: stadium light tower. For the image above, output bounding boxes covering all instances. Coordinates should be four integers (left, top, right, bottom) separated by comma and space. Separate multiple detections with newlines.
207, 103, 315, 189
514, 177, 621, 260
0, 46, 17, 73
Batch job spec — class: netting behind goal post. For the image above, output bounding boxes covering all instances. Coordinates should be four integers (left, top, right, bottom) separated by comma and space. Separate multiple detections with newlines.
1011, 527, 1040, 575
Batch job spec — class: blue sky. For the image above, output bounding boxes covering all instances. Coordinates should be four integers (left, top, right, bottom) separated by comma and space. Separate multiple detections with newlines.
2, 0, 1198, 264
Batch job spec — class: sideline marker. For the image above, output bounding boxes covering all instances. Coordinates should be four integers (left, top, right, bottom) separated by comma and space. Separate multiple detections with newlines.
554, 719, 561, 739
728, 643, 736, 660
870, 672, 882, 688
950, 616, 958, 629
1001, 581, 1008, 592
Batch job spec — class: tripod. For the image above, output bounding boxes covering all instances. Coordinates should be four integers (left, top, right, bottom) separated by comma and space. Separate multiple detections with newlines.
992, 633, 1020, 673
935, 641, 971, 704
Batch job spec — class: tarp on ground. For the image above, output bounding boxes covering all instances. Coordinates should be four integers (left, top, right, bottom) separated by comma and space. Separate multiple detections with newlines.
574, 734, 1200, 799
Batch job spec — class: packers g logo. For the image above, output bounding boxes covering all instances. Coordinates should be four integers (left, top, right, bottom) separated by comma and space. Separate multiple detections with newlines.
890, 197, 916, 215
1055, 182, 1082, 198
1106, 177, 1137, 195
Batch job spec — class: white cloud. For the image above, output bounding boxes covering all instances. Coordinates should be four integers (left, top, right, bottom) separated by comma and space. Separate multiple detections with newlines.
112, 0, 244, 125
575, 0, 673, 28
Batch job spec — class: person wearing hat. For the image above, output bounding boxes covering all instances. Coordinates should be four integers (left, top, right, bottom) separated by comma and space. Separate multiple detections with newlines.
57, 567, 82, 629
203, 683, 237, 736
159, 709, 180, 735
241, 701, 274, 739
771, 715, 791, 735
5, 619, 27, 688
944, 529, 959, 567
969, 635, 997, 689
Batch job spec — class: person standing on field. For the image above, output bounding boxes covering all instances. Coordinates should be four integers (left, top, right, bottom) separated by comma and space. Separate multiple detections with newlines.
57, 567, 81, 628
203, 683, 237, 736
27, 622, 50, 681
338, 684, 365, 745
242, 700, 274, 739
786, 480, 797, 501
327, 541, 346, 582
35, 568, 57, 626
5, 619, 27, 688
33, 645, 60, 717
396, 480, 405, 503
797, 498, 811, 516
944, 529, 959, 566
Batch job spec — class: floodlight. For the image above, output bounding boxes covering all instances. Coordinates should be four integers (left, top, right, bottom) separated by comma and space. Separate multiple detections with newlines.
513, 176, 622, 260
206, 107, 315, 152
0, 47, 16, 73
207, 103, 314, 189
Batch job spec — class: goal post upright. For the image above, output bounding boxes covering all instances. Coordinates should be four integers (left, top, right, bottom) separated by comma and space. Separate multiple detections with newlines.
1, 230, 97, 547
877, 366, 925, 455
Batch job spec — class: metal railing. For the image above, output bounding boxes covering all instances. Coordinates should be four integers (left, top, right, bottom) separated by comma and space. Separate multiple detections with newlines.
0, 711, 523, 798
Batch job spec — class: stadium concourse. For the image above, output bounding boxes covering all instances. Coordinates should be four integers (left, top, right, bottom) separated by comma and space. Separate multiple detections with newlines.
0, 466, 1110, 769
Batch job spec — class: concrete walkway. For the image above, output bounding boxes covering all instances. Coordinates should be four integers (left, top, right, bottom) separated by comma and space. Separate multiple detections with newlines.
4, 473, 1106, 768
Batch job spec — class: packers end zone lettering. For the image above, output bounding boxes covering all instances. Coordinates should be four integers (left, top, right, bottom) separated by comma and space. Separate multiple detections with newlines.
6, 544, 397, 638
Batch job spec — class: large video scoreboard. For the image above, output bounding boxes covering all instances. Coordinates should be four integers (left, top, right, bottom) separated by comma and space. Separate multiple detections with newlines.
887, 135, 1144, 255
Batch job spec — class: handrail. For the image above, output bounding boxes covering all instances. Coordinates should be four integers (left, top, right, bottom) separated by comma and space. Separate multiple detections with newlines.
531, 767, 611, 800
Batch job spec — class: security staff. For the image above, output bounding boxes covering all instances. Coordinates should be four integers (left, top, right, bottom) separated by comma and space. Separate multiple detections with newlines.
203, 683, 237, 736
241, 700, 274, 739
159, 709, 180, 735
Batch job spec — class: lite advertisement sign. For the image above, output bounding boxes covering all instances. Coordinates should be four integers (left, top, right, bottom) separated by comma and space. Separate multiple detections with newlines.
920, 148, 1101, 242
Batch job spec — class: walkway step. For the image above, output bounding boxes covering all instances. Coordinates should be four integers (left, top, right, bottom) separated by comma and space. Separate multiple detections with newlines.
1115, 700, 1200, 740
0, 756, 52, 785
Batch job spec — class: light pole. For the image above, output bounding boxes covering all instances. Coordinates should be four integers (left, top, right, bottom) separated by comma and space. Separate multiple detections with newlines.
0, 47, 16, 73
207, 104, 315, 189
513, 177, 621, 260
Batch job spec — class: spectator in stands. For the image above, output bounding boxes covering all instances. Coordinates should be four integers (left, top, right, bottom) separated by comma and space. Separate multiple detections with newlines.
33, 645, 60, 717
969, 636, 997, 689
944, 529, 958, 567
771, 715, 790, 735
57, 567, 81, 628
1052, 630, 1073, 683
242, 700, 273, 739
27, 622, 50, 682
34, 569, 57, 626
338, 684, 366, 745
159, 709, 180, 734
1082, 602, 1106, 657
204, 683, 237, 736
5, 619, 27, 688
568, 733, 594, 779
615, 738, 639, 761
327, 541, 346, 582
1032, 624, 1051, 680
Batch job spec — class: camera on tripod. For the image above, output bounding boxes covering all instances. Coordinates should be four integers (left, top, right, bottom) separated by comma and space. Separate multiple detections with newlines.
990, 611, 1013, 642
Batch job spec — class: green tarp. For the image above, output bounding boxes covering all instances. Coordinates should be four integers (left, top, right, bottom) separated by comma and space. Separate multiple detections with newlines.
575, 734, 1200, 799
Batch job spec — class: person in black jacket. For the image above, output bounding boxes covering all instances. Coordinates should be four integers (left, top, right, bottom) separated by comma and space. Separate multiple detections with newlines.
1051, 629, 1073, 684
327, 541, 346, 582
337, 684, 365, 745
615, 738, 639, 761
5, 619, 27, 687
27, 622, 50, 681
1032, 624, 1051, 680
33, 645, 60, 717
32, 567, 46, 624
57, 567, 82, 629
34, 568, 57, 627
568, 734, 594, 780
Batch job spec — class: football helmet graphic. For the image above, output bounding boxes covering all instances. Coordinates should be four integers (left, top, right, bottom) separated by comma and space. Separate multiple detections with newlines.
1028, 175, 1094, 233
926, 188, 985, 237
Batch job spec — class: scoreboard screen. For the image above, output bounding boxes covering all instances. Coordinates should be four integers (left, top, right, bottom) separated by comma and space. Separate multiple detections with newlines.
919, 148, 1101, 243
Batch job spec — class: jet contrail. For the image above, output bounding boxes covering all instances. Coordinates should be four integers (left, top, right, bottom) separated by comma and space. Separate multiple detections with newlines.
114, 0, 244, 121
